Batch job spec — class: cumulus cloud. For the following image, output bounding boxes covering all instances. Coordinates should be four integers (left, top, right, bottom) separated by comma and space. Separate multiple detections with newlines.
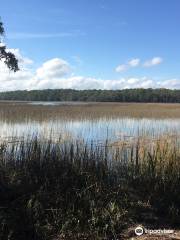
7, 48, 34, 66
0, 49, 178, 91
143, 57, 163, 67
156, 79, 180, 89
36, 58, 71, 79
128, 58, 140, 67
0, 61, 33, 91
28, 76, 155, 90
116, 57, 163, 72
115, 64, 128, 72
116, 58, 140, 72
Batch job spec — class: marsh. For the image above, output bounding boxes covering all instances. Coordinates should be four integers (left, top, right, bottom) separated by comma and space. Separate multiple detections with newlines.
0, 102, 180, 146
1, 101, 180, 239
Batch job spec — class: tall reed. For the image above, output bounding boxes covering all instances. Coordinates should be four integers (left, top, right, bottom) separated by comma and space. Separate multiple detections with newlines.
0, 137, 180, 239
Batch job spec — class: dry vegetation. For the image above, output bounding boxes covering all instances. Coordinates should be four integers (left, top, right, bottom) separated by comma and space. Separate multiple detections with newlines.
0, 136, 180, 239
0, 102, 180, 239
0, 102, 180, 123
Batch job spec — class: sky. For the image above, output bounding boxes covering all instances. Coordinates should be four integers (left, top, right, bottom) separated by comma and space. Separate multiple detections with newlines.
0, 0, 180, 91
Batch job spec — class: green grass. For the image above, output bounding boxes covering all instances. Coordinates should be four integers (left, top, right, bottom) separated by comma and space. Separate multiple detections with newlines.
0, 137, 180, 239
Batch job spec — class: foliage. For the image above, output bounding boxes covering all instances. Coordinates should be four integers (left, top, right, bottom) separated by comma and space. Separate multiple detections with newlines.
0, 19, 19, 72
0, 20, 4, 35
0, 88, 180, 102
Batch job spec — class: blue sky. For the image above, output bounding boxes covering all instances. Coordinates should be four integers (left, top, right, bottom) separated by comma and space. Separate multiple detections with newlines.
0, 0, 180, 90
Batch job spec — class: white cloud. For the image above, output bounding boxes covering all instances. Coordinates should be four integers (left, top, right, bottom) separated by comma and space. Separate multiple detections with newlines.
115, 64, 128, 72
0, 49, 178, 91
36, 58, 71, 79
116, 57, 163, 72
128, 58, 140, 67
144, 57, 163, 67
0, 61, 33, 91
116, 58, 140, 72
7, 48, 33, 66
27, 76, 156, 90
156, 79, 180, 89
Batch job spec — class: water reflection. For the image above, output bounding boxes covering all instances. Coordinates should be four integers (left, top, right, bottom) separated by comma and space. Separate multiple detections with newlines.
0, 117, 180, 144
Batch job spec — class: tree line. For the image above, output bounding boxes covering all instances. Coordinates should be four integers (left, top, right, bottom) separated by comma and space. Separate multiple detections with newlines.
0, 88, 180, 102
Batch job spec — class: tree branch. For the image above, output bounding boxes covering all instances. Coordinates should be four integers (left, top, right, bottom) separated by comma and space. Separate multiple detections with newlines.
0, 19, 19, 72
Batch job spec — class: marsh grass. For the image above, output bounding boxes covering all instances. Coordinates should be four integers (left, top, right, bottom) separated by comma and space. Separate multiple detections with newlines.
0, 102, 180, 147
0, 136, 180, 239
1, 102, 180, 123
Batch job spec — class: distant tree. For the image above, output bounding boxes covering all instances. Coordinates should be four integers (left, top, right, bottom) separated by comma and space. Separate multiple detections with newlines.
0, 88, 179, 102
0, 18, 19, 72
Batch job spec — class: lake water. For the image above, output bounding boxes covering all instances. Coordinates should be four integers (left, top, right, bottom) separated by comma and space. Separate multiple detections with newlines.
0, 102, 180, 145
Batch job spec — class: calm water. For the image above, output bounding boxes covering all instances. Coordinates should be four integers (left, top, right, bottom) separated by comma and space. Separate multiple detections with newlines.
0, 102, 180, 144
